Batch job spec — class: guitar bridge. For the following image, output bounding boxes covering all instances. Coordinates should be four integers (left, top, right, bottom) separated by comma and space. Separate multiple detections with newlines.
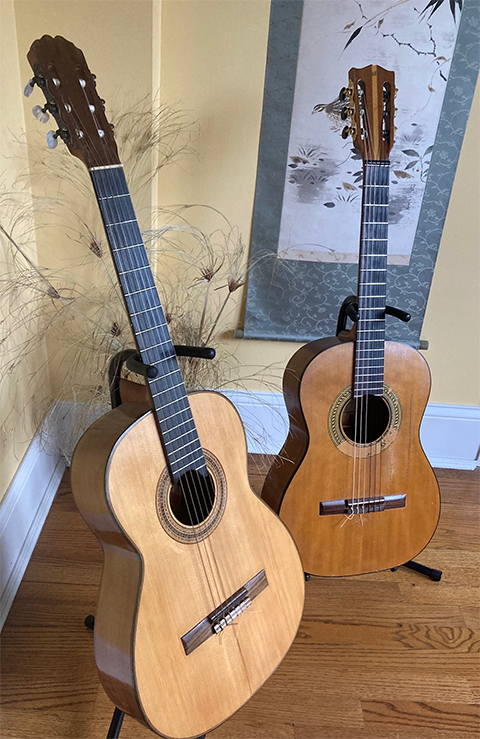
181, 569, 268, 655
319, 494, 406, 516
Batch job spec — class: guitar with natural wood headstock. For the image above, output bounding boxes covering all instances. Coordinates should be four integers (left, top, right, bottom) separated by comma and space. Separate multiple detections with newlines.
27, 35, 304, 738
261, 65, 440, 577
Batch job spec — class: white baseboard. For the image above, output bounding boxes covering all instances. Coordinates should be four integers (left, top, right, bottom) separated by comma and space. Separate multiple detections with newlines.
221, 390, 480, 470
419, 403, 480, 470
0, 407, 66, 631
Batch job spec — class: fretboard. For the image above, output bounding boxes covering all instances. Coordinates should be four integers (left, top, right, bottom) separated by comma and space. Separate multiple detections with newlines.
90, 164, 207, 481
354, 160, 389, 398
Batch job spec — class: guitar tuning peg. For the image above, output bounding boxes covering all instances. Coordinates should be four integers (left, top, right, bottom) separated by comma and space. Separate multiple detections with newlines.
339, 86, 352, 101
32, 105, 50, 124
341, 107, 354, 121
341, 125, 355, 140
46, 130, 59, 149
24, 79, 35, 97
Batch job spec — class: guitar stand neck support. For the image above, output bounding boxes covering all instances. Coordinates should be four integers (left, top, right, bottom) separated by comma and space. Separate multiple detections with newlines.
108, 345, 216, 409
336, 294, 411, 337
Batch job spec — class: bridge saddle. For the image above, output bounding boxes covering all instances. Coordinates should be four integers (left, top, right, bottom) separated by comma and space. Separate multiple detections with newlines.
211, 597, 252, 633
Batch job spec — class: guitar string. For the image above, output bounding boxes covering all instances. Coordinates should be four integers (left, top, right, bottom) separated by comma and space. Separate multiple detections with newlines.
355, 95, 387, 521
86, 162, 225, 610
353, 87, 370, 524
362, 96, 389, 519
104, 170, 230, 608
72, 81, 230, 610
102, 164, 231, 609
362, 113, 376, 520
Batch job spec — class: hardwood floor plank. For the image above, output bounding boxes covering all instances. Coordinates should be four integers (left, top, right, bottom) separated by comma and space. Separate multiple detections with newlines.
0, 461, 478, 739
299, 617, 478, 652
362, 700, 480, 737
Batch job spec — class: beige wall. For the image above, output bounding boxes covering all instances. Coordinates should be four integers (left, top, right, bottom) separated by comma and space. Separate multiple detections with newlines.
0, 0, 155, 500
421, 82, 480, 405
158, 0, 480, 405
0, 0, 51, 501
13, 0, 155, 399
1, 0, 478, 501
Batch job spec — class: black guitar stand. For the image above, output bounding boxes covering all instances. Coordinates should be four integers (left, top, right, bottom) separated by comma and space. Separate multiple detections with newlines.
333, 295, 442, 583
85, 344, 215, 739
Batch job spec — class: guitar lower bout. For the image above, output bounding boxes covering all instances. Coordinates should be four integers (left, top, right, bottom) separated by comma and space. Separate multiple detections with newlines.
72, 390, 305, 738
262, 340, 441, 577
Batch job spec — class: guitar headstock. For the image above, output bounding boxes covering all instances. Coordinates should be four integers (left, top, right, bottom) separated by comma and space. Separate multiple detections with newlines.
339, 64, 395, 161
27, 35, 119, 169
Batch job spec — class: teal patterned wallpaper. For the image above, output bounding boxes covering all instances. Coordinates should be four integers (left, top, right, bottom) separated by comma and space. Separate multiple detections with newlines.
244, 0, 479, 345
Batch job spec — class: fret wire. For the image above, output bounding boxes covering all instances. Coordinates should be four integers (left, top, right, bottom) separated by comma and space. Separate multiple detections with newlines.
151, 381, 185, 398
154, 396, 190, 411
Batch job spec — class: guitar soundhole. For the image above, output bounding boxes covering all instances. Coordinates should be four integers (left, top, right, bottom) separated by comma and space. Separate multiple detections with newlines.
170, 470, 216, 526
341, 394, 390, 444
157, 449, 227, 543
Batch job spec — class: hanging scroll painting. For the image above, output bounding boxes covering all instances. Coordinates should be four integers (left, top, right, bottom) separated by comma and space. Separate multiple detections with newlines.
244, 0, 479, 343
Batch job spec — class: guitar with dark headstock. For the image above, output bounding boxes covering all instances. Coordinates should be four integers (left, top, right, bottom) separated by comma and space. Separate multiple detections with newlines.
27, 35, 305, 738
261, 65, 440, 577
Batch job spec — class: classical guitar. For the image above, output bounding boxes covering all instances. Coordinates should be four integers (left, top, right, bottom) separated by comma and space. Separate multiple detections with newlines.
261, 65, 440, 578
28, 36, 304, 738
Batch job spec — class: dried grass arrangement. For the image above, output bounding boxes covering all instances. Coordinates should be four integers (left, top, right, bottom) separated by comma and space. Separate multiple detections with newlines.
0, 101, 279, 461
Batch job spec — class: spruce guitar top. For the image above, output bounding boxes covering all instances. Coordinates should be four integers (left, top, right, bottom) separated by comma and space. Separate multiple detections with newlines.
27, 35, 304, 738
261, 65, 440, 578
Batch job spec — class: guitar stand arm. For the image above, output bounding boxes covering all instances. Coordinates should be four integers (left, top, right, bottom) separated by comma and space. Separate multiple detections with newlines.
108, 345, 216, 409
335, 294, 411, 336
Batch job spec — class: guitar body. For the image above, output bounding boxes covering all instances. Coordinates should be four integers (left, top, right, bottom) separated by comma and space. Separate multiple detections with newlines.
262, 339, 440, 577
72, 391, 304, 739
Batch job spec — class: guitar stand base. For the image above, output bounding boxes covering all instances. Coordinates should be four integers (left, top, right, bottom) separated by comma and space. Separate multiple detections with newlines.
391, 560, 443, 581
84, 616, 207, 739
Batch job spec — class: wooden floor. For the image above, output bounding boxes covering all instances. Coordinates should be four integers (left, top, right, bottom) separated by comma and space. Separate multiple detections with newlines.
1, 461, 479, 739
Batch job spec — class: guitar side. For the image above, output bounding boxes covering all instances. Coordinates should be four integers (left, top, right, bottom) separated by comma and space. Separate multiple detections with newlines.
262, 341, 440, 577
72, 391, 305, 739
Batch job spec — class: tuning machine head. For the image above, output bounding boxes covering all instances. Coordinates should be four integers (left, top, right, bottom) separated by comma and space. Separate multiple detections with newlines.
341, 124, 356, 140
340, 106, 354, 121
32, 104, 50, 123
339, 85, 353, 102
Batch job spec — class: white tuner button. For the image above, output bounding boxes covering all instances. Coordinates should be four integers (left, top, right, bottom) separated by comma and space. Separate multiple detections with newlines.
32, 105, 50, 124
24, 79, 34, 97
46, 131, 58, 149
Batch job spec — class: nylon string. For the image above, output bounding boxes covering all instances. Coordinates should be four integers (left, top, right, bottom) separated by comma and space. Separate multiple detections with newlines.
71, 76, 233, 613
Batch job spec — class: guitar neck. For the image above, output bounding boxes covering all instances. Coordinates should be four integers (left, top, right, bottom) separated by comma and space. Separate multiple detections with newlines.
90, 164, 207, 481
354, 160, 389, 398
